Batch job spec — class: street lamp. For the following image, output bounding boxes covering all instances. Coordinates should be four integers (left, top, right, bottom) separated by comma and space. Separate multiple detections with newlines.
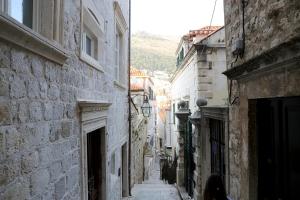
131, 94, 152, 117
141, 95, 152, 117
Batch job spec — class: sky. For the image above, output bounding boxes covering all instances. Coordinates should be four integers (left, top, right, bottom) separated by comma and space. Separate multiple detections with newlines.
131, 0, 224, 38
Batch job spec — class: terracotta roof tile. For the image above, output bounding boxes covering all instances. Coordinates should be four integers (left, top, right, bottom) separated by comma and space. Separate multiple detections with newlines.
130, 83, 144, 91
130, 67, 148, 77
185, 26, 222, 41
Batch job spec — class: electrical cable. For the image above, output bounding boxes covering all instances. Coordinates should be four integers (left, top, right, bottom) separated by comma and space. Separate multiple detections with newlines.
198, 0, 218, 56
209, 0, 218, 30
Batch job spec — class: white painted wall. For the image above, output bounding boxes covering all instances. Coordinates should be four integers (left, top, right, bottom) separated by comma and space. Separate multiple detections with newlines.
170, 28, 228, 159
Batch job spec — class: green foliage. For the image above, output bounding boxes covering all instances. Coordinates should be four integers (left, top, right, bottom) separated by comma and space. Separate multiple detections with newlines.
131, 32, 179, 73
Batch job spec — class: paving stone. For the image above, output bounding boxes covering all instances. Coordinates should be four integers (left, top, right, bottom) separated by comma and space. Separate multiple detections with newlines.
132, 161, 180, 200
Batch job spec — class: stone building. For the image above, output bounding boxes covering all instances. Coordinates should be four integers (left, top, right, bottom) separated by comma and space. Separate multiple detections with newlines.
171, 26, 228, 198
190, 101, 229, 200
0, 0, 130, 199
223, 0, 300, 199
152, 74, 174, 158
172, 26, 227, 114
130, 67, 155, 185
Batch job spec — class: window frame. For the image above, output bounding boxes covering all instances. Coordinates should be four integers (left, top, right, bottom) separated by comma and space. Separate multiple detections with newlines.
113, 1, 128, 88
80, 0, 105, 72
1, 0, 63, 43
4, 0, 35, 29
114, 24, 122, 81
0, 0, 68, 65
83, 32, 93, 57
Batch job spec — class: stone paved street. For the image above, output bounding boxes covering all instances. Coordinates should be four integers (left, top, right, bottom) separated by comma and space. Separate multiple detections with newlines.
132, 160, 181, 200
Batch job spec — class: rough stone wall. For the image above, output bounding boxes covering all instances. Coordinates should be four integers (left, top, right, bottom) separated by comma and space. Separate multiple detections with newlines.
131, 116, 147, 185
193, 108, 229, 200
223, 1, 300, 200
0, 0, 129, 199
224, 0, 300, 66
227, 67, 300, 200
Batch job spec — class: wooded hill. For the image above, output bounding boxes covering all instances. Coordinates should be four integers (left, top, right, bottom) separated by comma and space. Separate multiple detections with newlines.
131, 32, 179, 73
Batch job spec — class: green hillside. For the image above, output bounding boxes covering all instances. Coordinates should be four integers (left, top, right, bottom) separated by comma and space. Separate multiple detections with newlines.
131, 32, 179, 73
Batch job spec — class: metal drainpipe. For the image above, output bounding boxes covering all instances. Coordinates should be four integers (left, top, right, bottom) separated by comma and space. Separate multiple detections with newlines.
128, 0, 132, 196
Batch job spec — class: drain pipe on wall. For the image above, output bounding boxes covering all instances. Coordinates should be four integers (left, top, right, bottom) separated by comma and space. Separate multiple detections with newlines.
128, 0, 132, 196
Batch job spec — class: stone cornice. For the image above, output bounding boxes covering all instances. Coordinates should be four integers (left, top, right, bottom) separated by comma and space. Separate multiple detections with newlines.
0, 14, 69, 65
202, 106, 228, 121
78, 99, 112, 111
223, 38, 300, 80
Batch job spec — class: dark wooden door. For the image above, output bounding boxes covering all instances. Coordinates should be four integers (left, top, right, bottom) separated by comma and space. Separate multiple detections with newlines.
87, 130, 102, 200
282, 98, 300, 199
257, 97, 300, 200
210, 119, 225, 183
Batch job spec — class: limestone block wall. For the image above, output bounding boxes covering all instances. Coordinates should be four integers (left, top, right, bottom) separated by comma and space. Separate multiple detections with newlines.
131, 117, 147, 185
224, 0, 300, 67
0, 0, 129, 199
130, 92, 155, 186
223, 1, 300, 200
197, 28, 227, 106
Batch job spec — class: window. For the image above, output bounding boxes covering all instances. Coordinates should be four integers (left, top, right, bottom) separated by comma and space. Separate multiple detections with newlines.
85, 34, 92, 56
115, 26, 123, 80
208, 61, 213, 70
110, 152, 116, 175
82, 27, 97, 59
114, 1, 127, 85
0, 0, 67, 64
1, 0, 34, 29
7, 0, 33, 28
1, 0, 63, 42
177, 47, 184, 67
80, 0, 105, 71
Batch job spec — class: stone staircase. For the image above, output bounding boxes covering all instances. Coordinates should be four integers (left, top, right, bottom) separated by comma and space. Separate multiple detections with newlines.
131, 161, 181, 200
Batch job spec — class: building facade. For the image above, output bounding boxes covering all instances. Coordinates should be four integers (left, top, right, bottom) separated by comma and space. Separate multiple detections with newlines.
130, 67, 156, 186
223, 0, 300, 199
152, 74, 175, 158
171, 26, 227, 113
171, 26, 228, 197
0, 0, 130, 199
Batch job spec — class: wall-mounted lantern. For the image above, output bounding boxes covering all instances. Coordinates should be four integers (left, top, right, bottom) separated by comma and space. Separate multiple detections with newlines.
131, 94, 152, 118
141, 95, 152, 117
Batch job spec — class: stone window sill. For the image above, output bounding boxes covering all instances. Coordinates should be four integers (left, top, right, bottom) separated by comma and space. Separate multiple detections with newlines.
0, 14, 69, 65
114, 81, 127, 90
80, 52, 104, 73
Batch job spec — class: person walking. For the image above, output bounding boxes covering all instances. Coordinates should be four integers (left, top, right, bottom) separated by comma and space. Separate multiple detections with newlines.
161, 161, 167, 183
203, 174, 233, 200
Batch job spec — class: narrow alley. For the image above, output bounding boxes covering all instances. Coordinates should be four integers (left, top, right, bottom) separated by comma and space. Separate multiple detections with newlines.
0, 0, 300, 200
132, 158, 181, 200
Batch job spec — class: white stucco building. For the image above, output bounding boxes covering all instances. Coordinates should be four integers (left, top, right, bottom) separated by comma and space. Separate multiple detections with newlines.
171, 27, 227, 114
170, 27, 228, 197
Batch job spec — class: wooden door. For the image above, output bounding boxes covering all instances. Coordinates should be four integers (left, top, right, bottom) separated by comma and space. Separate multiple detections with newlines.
257, 97, 300, 200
